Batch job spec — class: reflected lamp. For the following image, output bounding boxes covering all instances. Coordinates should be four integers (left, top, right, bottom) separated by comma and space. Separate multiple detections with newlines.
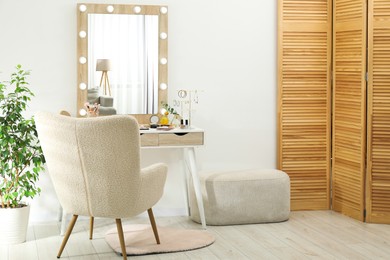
96, 59, 112, 96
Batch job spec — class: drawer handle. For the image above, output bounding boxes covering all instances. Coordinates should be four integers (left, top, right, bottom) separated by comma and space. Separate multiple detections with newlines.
140, 133, 144, 136
174, 133, 189, 136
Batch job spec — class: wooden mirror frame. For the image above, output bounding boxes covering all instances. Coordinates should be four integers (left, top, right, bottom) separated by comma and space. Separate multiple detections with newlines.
76, 3, 168, 123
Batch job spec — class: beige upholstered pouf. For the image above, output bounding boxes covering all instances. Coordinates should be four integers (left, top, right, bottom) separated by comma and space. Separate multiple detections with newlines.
189, 169, 290, 225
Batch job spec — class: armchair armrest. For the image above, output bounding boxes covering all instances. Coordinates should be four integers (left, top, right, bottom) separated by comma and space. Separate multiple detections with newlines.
135, 163, 168, 212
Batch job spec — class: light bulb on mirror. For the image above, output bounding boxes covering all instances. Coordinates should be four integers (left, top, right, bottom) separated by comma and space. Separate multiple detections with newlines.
79, 83, 87, 90
160, 7, 168, 14
79, 31, 87, 38
79, 5, 87, 12
160, 32, 167, 40
160, 58, 167, 65
106, 5, 114, 13
79, 109, 87, 117
133, 6, 141, 13
160, 83, 167, 90
79, 57, 87, 64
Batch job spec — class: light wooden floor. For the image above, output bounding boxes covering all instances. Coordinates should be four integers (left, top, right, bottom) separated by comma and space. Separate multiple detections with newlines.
2, 210, 390, 259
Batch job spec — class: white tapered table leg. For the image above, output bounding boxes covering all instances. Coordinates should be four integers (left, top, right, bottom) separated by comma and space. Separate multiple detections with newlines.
60, 210, 67, 236
182, 161, 191, 216
184, 147, 206, 229
58, 205, 63, 222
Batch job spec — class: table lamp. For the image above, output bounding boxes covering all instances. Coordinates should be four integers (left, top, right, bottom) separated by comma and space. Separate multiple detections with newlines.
96, 59, 112, 96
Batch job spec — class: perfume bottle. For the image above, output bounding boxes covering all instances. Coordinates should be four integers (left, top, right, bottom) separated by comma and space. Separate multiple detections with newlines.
172, 114, 181, 128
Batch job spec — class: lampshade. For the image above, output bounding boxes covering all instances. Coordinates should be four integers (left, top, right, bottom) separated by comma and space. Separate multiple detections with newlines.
96, 59, 112, 71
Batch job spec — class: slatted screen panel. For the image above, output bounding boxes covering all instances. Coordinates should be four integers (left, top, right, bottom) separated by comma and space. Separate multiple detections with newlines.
332, 0, 367, 221
366, 0, 390, 224
278, 0, 332, 210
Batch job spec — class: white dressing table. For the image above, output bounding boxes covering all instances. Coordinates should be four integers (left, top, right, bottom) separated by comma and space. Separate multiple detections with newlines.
140, 127, 207, 229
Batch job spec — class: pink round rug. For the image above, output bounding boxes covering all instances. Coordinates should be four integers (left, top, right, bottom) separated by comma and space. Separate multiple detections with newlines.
105, 224, 215, 256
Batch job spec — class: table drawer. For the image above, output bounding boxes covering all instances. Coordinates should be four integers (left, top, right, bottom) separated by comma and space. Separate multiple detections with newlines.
140, 133, 159, 146
159, 132, 204, 146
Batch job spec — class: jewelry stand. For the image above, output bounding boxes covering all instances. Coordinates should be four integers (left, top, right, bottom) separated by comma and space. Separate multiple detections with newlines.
176, 89, 202, 128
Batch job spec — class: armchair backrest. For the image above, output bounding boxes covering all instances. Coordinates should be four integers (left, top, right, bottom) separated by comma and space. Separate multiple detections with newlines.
35, 112, 142, 218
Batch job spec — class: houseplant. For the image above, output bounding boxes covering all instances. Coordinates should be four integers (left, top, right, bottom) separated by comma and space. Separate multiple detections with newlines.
161, 102, 180, 126
0, 65, 45, 244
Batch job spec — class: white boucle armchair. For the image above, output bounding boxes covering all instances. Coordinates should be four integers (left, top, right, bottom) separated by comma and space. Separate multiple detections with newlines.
35, 112, 168, 260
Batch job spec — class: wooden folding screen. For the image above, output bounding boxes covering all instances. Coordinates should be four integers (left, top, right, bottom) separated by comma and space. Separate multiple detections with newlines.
279, 0, 390, 223
366, 0, 390, 224
278, 0, 332, 210
332, 0, 367, 221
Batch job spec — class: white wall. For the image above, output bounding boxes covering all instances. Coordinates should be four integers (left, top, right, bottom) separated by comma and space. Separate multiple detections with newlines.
0, 0, 277, 222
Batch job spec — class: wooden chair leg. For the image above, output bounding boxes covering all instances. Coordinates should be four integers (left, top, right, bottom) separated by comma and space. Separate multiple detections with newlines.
115, 219, 127, 260
57, 214, 78, 258
89, 217, 94, 240
147, 208, 160, 244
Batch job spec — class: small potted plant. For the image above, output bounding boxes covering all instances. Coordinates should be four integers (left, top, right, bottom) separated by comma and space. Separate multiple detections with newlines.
161, 102, 180, 127
0, 65, 45, 244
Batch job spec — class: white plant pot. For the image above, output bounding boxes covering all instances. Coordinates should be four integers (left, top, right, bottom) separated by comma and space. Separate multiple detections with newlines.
0, 204, 30, 245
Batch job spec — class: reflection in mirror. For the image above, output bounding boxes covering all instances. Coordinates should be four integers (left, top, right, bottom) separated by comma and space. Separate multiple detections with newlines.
77, 4, 168, 123
88, 14, 159, 114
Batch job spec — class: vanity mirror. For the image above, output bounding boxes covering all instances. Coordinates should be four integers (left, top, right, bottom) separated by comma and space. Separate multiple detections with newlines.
77, 3, 168, 123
